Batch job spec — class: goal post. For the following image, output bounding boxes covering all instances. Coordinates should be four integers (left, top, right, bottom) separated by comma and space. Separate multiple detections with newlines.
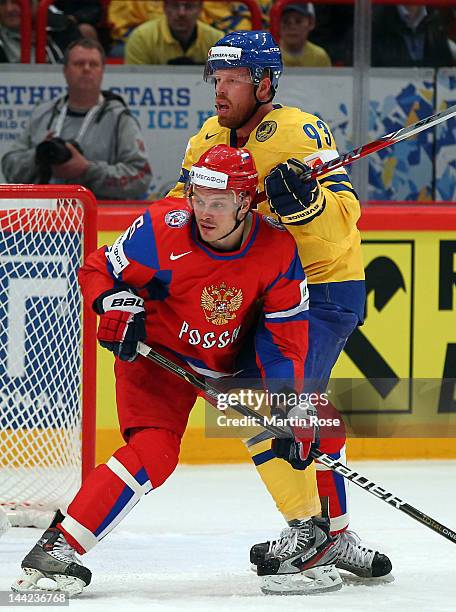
0, 185, 97, 527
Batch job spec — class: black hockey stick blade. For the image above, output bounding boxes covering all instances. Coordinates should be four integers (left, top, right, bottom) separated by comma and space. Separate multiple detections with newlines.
137, 341, 456, 544
302, 103, 456, 181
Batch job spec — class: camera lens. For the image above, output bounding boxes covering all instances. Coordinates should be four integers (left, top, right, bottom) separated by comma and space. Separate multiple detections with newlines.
35, 138, 72, 166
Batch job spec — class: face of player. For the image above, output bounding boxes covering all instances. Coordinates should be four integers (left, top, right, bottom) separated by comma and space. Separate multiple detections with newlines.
280, 11, 314, 52
0, 0, 21, 30
64, 46, 104, 98
191, 186, 250, 250
213, 68, 271, 129
164, 0, 201, 38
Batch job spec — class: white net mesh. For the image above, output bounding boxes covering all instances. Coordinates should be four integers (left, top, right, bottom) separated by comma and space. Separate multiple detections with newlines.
0, 197, 86, 520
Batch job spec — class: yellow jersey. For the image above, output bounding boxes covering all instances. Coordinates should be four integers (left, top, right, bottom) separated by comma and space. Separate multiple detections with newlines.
168, 105, 364, 285
108, 1, 163, 43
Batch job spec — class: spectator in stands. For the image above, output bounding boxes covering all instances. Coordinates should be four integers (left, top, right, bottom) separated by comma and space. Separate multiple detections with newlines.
1, 39, 151, 200
371, 4, 454, 67
53, 1, 104, 42
441, 6, 456, 62
125, 0, 224, 65
108, 1, 267, 58
108, 0, 163, 58
202, 1, 270, 34
0, 0, 21, 62
0, 0, 100, 63
279, 2, 331, 67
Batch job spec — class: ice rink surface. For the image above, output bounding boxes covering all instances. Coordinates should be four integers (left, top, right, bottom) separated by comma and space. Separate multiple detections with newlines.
1, 460, 455, 612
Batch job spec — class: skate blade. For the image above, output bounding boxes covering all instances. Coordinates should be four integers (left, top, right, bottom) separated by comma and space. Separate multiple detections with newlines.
260, 565, 343, 595
12, 568, 85, 598
340, 571, 395, 586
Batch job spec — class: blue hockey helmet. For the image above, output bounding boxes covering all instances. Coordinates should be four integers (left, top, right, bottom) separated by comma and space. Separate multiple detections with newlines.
204, 30, 283, 93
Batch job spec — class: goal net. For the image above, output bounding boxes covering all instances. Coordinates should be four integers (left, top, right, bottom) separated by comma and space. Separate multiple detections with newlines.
0, 185, 97, 528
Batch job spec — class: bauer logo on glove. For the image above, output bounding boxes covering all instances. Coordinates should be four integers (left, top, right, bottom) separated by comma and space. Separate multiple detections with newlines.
95, 288, 146, 362
264, 158, 326, 225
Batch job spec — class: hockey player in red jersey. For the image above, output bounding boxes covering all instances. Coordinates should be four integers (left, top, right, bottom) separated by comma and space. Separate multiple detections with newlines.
12, 145, 341, 597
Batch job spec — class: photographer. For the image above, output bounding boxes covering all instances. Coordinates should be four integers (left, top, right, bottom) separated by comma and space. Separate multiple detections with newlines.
1, 38, 151, 200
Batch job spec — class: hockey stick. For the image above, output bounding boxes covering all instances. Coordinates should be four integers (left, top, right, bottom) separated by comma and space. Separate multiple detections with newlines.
137, 341, 456, 545
303, 103, 456, 181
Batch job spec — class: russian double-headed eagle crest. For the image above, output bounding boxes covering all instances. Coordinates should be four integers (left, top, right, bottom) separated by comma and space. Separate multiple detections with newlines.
201, 282, 243, 325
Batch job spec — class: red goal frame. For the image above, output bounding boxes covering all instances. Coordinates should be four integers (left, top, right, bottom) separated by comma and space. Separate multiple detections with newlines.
0, 184, 98, 481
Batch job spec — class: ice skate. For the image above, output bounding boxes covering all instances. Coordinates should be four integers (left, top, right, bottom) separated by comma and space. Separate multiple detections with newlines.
256, 517, 342, 595
334, 529, 392, 578
11, 528, 91, 598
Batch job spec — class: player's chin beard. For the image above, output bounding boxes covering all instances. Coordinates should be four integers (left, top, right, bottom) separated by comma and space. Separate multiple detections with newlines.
218, 106, 255, 130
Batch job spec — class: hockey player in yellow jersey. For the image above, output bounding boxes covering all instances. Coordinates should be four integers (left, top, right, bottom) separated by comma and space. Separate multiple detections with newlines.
168, 30, 392, 587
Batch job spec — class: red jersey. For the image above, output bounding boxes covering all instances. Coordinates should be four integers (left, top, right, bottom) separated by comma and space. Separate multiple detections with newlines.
78, 197, 309, 389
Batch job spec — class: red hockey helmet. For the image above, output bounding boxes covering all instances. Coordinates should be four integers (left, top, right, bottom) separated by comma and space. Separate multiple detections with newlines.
189, 144, 258, 197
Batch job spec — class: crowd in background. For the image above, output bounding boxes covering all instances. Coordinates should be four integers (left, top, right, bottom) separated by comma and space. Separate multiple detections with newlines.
0, 1, 455, 201
1, 0, 455, 68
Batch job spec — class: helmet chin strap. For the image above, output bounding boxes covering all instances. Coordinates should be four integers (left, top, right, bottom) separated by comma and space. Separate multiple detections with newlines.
214, 204, 248, 243
232, 87, 274, 131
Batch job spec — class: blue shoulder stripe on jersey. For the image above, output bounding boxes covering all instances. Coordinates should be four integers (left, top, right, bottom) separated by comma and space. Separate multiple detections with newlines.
323, 184, 359, 198
124, 209, 160, 271
283, 249, 307, 281
191, 215, 260, 260
252, 449, 276, 466
230, 129, 237, 148
178, 167, 190, 184
264, 247, 305, 294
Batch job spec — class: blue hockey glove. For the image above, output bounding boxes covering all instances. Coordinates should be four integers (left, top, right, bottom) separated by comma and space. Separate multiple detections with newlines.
265, 159, 326, 225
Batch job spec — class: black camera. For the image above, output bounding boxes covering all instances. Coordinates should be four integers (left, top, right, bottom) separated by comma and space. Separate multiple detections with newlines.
35, 137, 83, 183
35, 137, 83, 166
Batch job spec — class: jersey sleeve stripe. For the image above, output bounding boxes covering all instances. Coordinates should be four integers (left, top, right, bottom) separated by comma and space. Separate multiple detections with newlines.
265, 310, 309, 323
264, 246, 306, 293
323, 184, 359, 197
319, 172, 352, 184
251, 448, 276, 465
265, 279, 309, 319
178, 168, 190, 184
